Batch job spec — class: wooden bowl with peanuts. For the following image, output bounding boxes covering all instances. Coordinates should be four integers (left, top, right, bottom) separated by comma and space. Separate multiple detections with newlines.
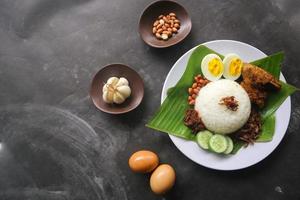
139, 0, 192, 48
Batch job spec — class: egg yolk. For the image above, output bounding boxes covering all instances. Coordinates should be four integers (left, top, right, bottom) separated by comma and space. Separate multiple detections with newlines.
208, 58, 223, 76
229, 58, 242, 76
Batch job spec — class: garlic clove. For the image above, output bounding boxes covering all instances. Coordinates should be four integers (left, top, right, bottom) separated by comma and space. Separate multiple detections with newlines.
116, 85, 131, 98
113, 91, 126, 104
103, 90, 114, 103
102, 85, 107, 93
107, 77, 119, 86
116, 77, 129, 87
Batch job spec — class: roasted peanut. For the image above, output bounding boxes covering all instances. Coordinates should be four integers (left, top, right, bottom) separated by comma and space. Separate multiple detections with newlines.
174, 19, 180, 24
152, 27, 157, 34
170, 20, 174, 27
155, 33, 161, 39
152, 13, 180, 41
157, 28, 163, 34
189, 99, 195, 105
161, 33, 168, 40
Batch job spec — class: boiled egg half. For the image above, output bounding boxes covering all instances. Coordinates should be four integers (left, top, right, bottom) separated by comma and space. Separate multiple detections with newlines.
201, 54, 224, 81
223, 53, 243, 80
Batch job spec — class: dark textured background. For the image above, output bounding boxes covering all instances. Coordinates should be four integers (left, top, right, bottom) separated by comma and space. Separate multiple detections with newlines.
0, 0, 299, 199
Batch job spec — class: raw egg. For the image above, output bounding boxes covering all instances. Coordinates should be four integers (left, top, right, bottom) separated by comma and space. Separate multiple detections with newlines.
128, 150, 159, 173
150, 164, 176, 195
201, 54, 224, 81
223, 53, 243, 80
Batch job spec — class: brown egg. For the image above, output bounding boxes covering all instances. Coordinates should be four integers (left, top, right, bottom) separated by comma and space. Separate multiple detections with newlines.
128, 150, 159, 173
150, 164, 176, 194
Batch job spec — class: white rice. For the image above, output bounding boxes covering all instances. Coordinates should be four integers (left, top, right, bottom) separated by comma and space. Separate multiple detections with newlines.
195, 79, 251, 134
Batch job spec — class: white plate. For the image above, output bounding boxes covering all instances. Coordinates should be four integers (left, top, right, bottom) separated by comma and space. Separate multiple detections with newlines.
161, 40, 291, 170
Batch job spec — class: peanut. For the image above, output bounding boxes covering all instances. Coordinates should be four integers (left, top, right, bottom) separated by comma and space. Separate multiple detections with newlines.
152, 27, 157, 34
174, 19, 180, 24
161, 33, 168, 40
189, 99, 195, 105
152, 13, 180, 41
155, 33, 161, 39
157, 28, 163, 34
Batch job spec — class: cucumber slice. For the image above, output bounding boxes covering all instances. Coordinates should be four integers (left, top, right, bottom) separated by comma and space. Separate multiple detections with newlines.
208, 134, 228, 153
224, 136, 233, 154
196, 130, 213, 150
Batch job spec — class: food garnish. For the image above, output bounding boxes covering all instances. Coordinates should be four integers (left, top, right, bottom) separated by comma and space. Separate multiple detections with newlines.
196, 131, 233, 154
235, 109, 261, 145
196, 130, 213, 150
152, 13, 180, 40
201, 54, 224, 81
187, 74, 210, 105
102, 77, 131, 104
183, 109, 205, 134
223, 53, 243, 80
219, 96, 239, 111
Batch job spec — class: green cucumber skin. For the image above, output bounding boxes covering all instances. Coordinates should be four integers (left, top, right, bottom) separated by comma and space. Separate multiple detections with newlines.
208, 134, 228, 153
196, 131, 213, 150
224, 136, 234, 154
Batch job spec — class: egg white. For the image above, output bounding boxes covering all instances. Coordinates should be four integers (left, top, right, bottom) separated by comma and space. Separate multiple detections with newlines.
201, 54, 224, 81
223, 53, 243, 80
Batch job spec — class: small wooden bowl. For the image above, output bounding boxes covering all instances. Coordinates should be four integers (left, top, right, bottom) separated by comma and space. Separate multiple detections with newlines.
90, 64, 144, 114
139, 0, 192, 48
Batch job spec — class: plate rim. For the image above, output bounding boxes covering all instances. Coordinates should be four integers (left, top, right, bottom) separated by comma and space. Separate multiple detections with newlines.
161, 39, 291, 170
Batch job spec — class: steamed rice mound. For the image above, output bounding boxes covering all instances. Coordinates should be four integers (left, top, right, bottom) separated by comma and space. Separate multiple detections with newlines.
195, 79, 251, 134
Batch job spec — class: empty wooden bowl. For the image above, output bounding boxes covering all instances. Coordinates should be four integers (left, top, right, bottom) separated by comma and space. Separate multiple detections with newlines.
90, 64, 144, 114
139, 0, 192, 48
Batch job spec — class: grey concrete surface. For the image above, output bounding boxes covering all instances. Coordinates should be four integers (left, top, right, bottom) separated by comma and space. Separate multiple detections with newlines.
0, 0, 299, 199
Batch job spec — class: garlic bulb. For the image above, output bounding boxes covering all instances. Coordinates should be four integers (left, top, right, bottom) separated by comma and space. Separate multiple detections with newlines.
102, 77, 131, 104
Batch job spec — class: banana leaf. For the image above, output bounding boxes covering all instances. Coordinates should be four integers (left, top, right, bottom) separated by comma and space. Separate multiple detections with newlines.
147, 45, 297, 153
